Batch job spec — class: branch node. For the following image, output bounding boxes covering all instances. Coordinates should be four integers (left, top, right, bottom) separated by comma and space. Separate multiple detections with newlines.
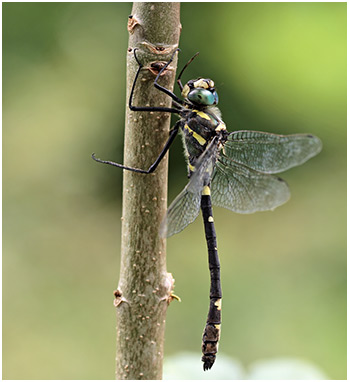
113, 289, 129, 307
141, 41, 179, 55
148, 61, 175, 76
127, 14, 141, 34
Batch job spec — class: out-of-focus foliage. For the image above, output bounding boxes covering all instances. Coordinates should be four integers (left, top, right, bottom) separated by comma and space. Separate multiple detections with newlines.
3, 3, 346, 379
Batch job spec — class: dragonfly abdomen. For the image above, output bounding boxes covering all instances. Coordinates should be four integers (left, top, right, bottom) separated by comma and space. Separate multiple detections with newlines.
200, 184, 222, 370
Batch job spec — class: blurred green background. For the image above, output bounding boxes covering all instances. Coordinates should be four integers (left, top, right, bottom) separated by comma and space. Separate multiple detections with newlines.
3, 2, 346, 380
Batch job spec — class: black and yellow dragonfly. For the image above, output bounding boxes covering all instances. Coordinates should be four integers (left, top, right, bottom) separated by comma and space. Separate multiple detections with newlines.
93, 49, 322, 370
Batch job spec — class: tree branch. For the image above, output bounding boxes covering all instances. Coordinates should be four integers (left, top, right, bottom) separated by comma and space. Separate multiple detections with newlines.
115, 3, 181, 380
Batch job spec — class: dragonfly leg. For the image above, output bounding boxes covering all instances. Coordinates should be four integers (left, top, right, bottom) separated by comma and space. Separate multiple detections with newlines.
129, 48, 182, 114
200, 184, 222, 371
92, 122, 180, 174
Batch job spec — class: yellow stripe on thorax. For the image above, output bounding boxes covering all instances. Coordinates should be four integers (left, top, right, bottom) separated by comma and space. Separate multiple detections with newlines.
184, 124, 206, 145
193, 110, 211, 121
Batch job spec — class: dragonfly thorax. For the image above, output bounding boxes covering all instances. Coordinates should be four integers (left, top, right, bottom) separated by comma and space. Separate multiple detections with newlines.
182, 78, 219, 107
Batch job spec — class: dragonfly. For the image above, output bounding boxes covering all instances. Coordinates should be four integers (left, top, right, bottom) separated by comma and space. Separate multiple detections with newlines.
92, 49, 322, 370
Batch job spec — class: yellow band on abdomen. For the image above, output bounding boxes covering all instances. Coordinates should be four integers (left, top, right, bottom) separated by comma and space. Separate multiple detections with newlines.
202, 186, 211, 195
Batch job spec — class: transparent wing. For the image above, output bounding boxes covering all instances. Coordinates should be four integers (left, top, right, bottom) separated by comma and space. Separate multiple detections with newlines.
211, 154, 290, 213
223, 131, 322, 174
160, 137, 219, 237
159, 186, 202, 238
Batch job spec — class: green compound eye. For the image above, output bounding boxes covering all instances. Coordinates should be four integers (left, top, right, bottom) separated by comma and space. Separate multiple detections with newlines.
188, 89, 219, 106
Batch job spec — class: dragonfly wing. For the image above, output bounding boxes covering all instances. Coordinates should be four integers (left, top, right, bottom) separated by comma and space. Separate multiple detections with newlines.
224, 131, 322, 174
159, 186, 202, 238
160, 137, 219, 237
211, 154, 290, 213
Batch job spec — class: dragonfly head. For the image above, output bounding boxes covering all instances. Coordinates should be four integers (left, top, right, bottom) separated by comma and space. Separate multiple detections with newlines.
182, 78, 219, 106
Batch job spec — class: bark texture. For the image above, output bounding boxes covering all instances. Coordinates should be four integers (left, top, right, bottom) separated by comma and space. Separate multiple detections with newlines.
115, 3, 181, 380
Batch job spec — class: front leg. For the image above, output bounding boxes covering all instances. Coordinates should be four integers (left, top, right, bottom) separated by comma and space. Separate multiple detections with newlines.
92, 122, 180, 174
129, 49, 182, 114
